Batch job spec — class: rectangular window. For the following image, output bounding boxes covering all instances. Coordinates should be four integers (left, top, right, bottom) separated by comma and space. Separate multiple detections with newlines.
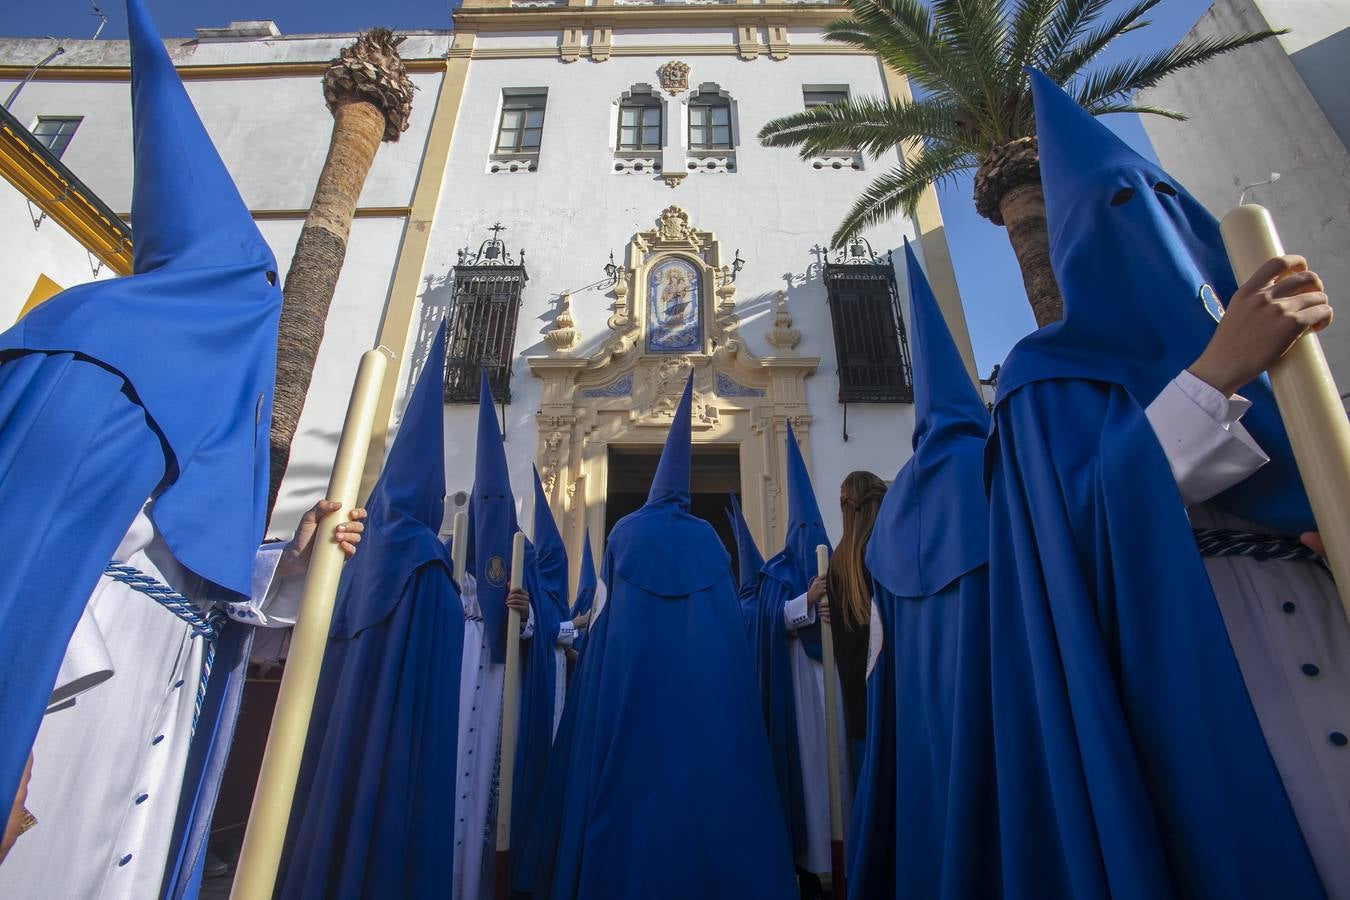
689, 103, 732, 151
618, 102, 662, 151
824, 260, 913, 403
31, 116, 82, 158
495, 92, 547, 154
803, 89, 850, 109
444, 262, 529, 404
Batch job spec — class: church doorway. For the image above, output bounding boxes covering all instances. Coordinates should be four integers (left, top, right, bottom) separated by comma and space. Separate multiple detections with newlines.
604, 444, 746, 571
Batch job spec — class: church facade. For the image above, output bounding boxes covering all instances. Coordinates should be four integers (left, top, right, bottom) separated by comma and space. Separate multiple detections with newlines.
0, 0, 975, 591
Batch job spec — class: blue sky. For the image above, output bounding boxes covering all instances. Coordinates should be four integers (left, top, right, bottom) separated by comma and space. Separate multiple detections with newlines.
8, 0, 1216, 373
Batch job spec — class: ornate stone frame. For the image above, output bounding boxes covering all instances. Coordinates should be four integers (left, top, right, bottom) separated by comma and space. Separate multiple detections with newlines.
528, 206, 819, 593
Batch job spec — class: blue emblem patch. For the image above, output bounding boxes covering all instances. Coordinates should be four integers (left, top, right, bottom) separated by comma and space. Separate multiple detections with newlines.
1200, 284, 1224, 323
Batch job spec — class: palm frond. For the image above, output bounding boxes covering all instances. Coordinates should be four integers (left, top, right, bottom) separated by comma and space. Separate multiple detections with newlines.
1074, 28, 1285, 107
1004, 0, 1057, 75
1081, 99, 1187, 120
1048, 0, 1161, 80
1037, 0, 1113, 69
930, 0, 1012, 116
825, 0, 979, 106
829, 147, 975, 245
758, 96, 968, 158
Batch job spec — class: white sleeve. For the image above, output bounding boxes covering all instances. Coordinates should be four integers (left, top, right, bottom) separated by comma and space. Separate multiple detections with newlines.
783, 591, 816, 631
865, 600, 884, 681
556, 621, 577, 647
520, 601, 535, 641
1145, 370, 1270, 508
592, 582, 608, 623
47, 604, 115, 713
222, 544, 302, 628
461, 574, 482, 620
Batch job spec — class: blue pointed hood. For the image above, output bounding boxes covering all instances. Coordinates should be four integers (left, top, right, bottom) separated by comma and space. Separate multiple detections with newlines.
727, 492, 764, 590
761, 422, 831, 591
471, 369, 520, 662
331, 321, 451, 636
531, 465, 570, 620
995, 69, 1312, 532
867, 245, 988, 596
611, 374, 730, 595
0, 0, 282, 596
647, 375, 694, 509
571, 528, 597, 619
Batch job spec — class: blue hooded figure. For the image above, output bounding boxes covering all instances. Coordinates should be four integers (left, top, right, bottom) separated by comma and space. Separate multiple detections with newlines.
277, 321, 462, 898
846, 243, 996, 899
984, 70, 1324, 899
454, 370, 557, 900
751, 421, 851, 879
530, 464, 573, 731
0, 0, 280, 883
727, 492, 765, 630
532, 375, 798, 899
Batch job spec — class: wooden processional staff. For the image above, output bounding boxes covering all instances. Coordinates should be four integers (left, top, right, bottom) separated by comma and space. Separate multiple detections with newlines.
1220, 205, 1350, 616
817, 545, 846, 900
495, 531, 528, 900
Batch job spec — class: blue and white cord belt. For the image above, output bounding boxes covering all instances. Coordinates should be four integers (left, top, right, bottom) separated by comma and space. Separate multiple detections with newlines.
103, 562, 228, 731
1193, 528, 1321, 564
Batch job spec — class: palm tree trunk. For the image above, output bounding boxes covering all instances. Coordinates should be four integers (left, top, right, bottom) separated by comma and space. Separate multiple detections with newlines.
997, 181, 1062, 327
268, 99, 385, 518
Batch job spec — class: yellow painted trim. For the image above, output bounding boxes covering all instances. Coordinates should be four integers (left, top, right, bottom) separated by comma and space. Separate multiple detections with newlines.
360, 46, 472, 495
461, 42, 868, 60
0, 121, 133, 275
0, 58, 448, 83
453, 3, 846, 26
112, 206, 413, 222
18, 273, 64, 322
879, 63, 977, 380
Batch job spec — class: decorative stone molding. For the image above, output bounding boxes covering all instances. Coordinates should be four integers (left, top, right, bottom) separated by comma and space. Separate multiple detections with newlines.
809, 152, 864, 171
661, 172, 688, 188
735, 22, 762, 60
527, 206, 820, 592
766, 289, 801, 350
685, 153, 735, 174
560, 26, 584, 62
657, 60, 691, 95
613, 154, 662, 175
486, 153, 538, 174
766, 23, 790, 59
545, 291, 580, 351
591, 26, 613, 61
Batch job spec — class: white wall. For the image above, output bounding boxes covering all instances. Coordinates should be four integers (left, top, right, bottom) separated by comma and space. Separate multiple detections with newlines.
1138, 0, 1350, 399
417, 47, 923, 544
0, 180, 117, 325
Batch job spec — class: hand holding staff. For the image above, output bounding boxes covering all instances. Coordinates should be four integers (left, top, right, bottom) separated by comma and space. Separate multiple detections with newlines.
451, 511, 468, 587
495, 531, 527, 900
1219, 205, 1350, 617
816, 545, 846, 900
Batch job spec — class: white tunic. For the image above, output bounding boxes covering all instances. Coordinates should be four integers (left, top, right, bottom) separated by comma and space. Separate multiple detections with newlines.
452, 574, 536, 900
782, 592, 853, 875
1147, 370, 1350, 899
0, 510, 300, 900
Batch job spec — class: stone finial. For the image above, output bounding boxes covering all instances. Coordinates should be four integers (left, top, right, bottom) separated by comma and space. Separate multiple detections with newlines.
766, 290, 801, 351
657, 60, 690, 95
546, 291, 580, 351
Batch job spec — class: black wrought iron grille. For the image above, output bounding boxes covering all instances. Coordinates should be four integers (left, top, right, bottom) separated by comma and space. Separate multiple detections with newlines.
823, 262, 914, 403
444, 266, 527, 403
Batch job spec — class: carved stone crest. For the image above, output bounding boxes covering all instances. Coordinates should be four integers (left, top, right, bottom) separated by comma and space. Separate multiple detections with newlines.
656, 205, 693, 242
657, 60, 690, 95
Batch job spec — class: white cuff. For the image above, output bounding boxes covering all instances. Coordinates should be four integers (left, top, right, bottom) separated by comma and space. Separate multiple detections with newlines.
1145, 371, 1270, 507
865, 600, 883, 681
223, 544, 298, 627
784, 591, 816, 631
592, 582, 608, 624
556, 621, 577, 647
461, 574, 482, 620
520, 603, 535, 640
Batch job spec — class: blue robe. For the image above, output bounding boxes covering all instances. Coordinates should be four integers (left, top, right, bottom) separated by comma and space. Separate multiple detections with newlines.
727, 492, 765, 631
0, 0, 280, 815
534, 376, 797, 899
983, 71, 1324, 899
278, 321, 462, 899
846, 243, 997, 899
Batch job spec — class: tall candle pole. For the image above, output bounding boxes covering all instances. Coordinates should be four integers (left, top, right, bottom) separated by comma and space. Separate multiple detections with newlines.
494, 531, 527, 900
230, 348, 389, 900
1219, 205, 1350, 618
817, 544, 846, 900
451, 510, 468, 586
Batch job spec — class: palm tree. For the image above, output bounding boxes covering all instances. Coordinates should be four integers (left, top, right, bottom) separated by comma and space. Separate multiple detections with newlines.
758, 0, 1281, 326
268, 28, 415, 515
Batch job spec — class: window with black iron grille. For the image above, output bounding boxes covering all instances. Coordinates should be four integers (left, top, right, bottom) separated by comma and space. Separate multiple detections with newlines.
823, 238, 913, 404
444, 224, 528, 404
